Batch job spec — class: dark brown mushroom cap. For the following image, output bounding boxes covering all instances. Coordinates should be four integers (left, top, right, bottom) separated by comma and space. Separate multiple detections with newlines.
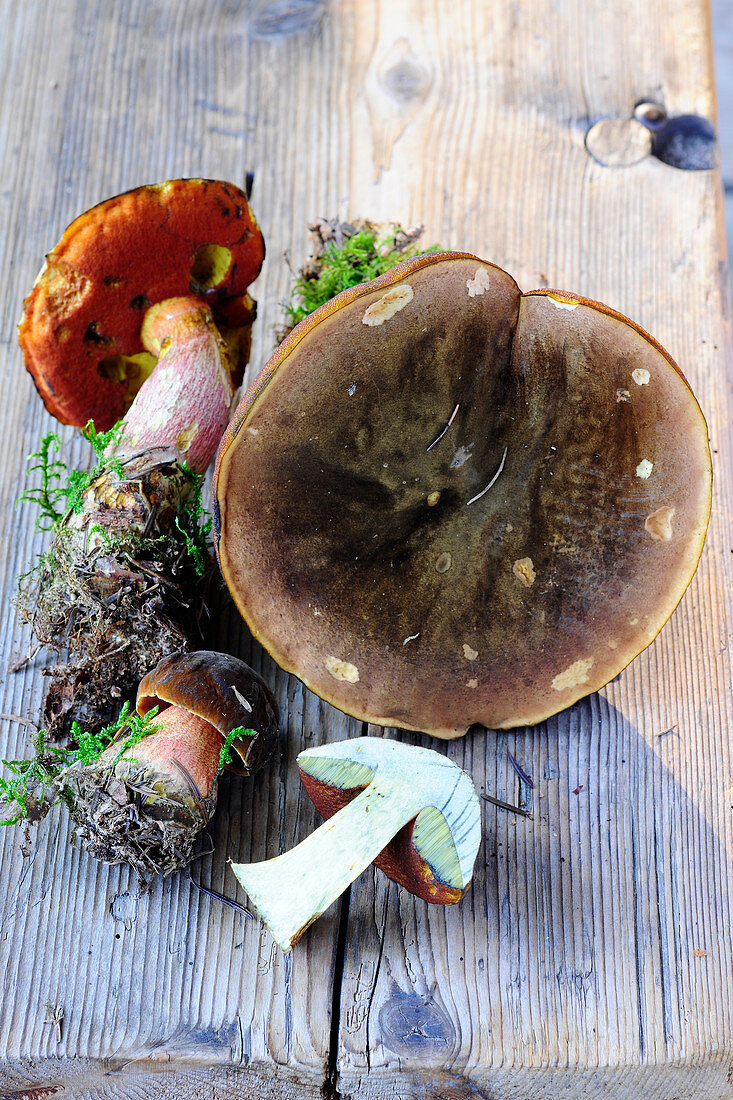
214, 253, 712, 738
20, 179, 264, 430
136, 650, 279, 775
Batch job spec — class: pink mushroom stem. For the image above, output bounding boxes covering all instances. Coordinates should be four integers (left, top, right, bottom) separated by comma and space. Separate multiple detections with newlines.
116, 296, 236, 474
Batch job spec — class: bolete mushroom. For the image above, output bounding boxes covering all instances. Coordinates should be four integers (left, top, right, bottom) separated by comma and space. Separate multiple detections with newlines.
17, 180, 265, 736
64, 650, 279, 878
214, 252, 712, 738
231, 737, 481, 951
20, 178, 263, 432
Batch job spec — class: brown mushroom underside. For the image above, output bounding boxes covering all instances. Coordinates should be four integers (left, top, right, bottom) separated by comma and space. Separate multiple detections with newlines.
214, 253, 711, 738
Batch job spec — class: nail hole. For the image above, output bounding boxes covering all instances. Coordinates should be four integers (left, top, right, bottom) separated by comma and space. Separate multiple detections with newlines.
650, 114, 717, 171
634, 100, 667, 126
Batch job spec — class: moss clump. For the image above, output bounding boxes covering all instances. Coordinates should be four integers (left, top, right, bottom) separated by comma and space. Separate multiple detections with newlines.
279, 218, 439, 340
18, 427, 215, 740
0, 703, 160, 827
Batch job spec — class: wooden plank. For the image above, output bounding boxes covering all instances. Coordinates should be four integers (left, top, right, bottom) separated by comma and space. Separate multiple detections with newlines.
331, 0, 733, 1096
0, 1, 730, 1098
0, 2, 356, 1096
712, 0, 733, 269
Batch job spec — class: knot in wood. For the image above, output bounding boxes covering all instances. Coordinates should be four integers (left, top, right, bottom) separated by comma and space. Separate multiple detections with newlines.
249, 0, 324, 39
378, 988, 456, 1056
381, 56, 431, 104
584, 117, 652, 167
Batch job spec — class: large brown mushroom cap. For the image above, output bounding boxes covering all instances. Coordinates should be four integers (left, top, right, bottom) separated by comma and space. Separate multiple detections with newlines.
20, 179, 264, 430
214, 253, 712, 738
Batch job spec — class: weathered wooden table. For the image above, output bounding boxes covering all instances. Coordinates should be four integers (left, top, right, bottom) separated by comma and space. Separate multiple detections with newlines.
1, 2, 731, 1097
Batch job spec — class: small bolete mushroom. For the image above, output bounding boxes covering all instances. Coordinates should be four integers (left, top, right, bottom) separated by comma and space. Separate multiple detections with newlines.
66, 650, 279, 879
214, 252, 712, 737
231, 737, 481, 951
136, 649, 280, 778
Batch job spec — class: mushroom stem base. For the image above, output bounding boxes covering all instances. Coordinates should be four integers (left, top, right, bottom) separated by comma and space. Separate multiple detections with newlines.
22, 452, 210, 741
61, 707, 222, 881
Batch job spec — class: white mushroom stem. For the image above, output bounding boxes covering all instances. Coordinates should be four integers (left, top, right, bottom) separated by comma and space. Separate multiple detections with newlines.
231, 738, 481, 952
115, 296, 235, 474
233, 776, 425, 951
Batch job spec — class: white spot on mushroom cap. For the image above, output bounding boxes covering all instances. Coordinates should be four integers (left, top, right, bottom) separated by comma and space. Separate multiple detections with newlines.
325, 655, 360, 683
362, 284, 414, 326
513, 557, 536, 587
645, 506, 675, 541
616, 389, 631, 403
632, 368, 651, 385
435, 551, 452, 573
636, 459, 653, 479
463, 644, 478, 661
467, 678, 478, 689
552, 657, 594, 692
247, 426, 260, 435
402, 633, 420, 646
467, 267, 491, 297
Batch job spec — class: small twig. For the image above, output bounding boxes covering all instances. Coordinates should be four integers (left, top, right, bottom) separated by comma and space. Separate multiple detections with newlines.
0, 713, 37, 729
188, 872, 253, 918
507, 748, 534, 789
43, 1002, 64, 1043
656, 724, 679, 742
142, 501, 158, 539
9, 644, 41, 673
466, 447, 508, 506
426, 403, 460, 451
483, 792, 533, 817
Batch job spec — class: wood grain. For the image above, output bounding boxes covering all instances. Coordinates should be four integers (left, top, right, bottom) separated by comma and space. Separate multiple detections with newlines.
712, 0, 733, 270
0, 1, 730, 1098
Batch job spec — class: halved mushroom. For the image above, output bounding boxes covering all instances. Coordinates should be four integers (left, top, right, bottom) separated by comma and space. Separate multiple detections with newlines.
231, 737, 481, 951
214, 253, 712, 738
20, 178, 264, 431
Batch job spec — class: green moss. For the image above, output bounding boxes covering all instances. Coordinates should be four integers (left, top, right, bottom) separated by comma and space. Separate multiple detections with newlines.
18, 433, 67, 530
281, 222, 440, 333
174, 465, 213, 577
19, 421, 127, 533
215, 725, 256, 780
0, 704, 161, 825
19, 423, 212, 578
